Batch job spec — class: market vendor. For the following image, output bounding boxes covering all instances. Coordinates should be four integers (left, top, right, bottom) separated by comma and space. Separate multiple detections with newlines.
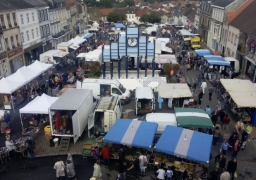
5, 137, 14, 157
94, 131, 101, 138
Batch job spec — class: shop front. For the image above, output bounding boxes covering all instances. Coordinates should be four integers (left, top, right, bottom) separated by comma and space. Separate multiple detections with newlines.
243, 39, 256, 82
0, 51, 9, 77
24, 42, 43, 66
7, 47, 24, 73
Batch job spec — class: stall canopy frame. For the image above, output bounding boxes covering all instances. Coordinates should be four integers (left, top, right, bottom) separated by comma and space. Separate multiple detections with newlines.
155, 126, 212, 164
103, 119, 158, 149
174, 108, 214, 129
158, 84, 192, 98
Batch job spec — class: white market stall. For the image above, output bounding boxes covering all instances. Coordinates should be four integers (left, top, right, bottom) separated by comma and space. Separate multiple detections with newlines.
19, 93, 58, 129
57, 42, 80, 52
68, 36, 87, 45
40, 50, 69, 64
158, 83, 192, 98
77, 50, 102, 63
27, 60, 53, 73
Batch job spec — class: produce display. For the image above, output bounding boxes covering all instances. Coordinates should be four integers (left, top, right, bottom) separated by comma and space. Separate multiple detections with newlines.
57, 84, 76, 97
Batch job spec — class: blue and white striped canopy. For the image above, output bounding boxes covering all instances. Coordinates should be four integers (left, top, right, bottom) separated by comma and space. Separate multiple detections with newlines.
155, 126, 212, 164
195, 49, 212, 57
203, 55, 224, 61
104, 119, 158, 149
203, 55, 230, 66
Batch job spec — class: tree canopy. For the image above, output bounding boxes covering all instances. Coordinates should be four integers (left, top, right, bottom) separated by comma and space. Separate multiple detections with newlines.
118, 0, 135, 7
139, 14, 161, 23
107, 12, 126, 23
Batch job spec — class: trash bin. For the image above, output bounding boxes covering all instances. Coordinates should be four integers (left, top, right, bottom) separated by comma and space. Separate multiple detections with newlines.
53, 138, 59, 147
122, 112, 128, 118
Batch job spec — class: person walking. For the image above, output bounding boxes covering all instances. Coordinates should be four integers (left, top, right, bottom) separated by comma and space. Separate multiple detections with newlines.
127, 156, 141, 180
210, 168, 219, 180
54, 157, 65, 180
156, 166, 166, 180
201, 80, 207, 94
139, 151, 147, 174
101, 144, 111, 168
235, 119, 244, 132
208, 86, 214, 101
222, 115, 230, 131
221, 140, 232, 155
215, 154, 226, 173
205, 105, 212, 116
227, 158, 237, 180
66, 160, 76, 180
198, 90, 204, 108
213, 123, 221, 145
67, 153, 74, 165
91, 146, 100, 162
211, 109, 219, 125
118, 146, 125, 173
166, 166, 173, 180
246, 123, 253, 141
27, 138, 36, 158
220, 168, 230, 180
93, 160, 102, 180
232, 139, 241, 158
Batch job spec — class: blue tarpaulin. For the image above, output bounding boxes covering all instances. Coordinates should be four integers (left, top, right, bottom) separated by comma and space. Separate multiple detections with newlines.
104, 119, 158, 149
155, 126, 212, 164
114, 23, 126, 28
195, 49, 212, 57
203, 55, 230, 66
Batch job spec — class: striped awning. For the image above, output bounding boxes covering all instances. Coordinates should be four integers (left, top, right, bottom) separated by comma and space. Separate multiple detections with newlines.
103, 119, 158, 149
155, 126, 213, 164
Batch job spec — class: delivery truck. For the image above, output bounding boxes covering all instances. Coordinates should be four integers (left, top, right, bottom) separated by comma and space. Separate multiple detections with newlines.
49, 89, 95, 143
88, 96, 122, 136
81, 79, 131, 105
135, 87, 155, 115
190, 36, 201, 49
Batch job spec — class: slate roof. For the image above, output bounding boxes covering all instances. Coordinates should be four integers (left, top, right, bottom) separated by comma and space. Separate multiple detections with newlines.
23, 0, 48, 7
0, 0, 34, 10
229, 0, 256, 37
213, 0, 235, 7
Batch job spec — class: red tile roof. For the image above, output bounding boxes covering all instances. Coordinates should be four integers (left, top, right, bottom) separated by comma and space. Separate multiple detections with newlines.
97, 8, 114, 16
135, 8, 150, 17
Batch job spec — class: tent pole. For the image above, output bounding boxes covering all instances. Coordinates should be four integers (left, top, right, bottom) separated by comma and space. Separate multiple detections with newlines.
20, 113, 24, 130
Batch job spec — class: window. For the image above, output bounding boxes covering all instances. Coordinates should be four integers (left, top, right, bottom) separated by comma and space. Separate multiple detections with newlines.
5, 38, 9, 49
12, 13, 17, 25
41, 11, 44, 21
21, 33, 24, 43
36, 28, 39, 37
26, 13, 29, 23
231, 33, 234, 43
43, 26, 46, 36
26, 31, 29, 41
6, 14, 11, 27
228, 31, 231, 41
31, 29, 34, 39
0, 40, 3, 51
10, 36, 14, 47
112, 88, 121, 95
15, 35, 19, 45
38, 12, 41, 22
0, 15, 6, 27
32, 12, 35, 21
234, 35, 237, 45
44, 10, 48, 20
47, 25, 50, 35
20, 14, 24, 24
40, 26, 43, 36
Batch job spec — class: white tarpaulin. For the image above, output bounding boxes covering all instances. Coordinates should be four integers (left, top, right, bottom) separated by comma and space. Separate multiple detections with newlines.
69, 44, 80, 50
228, 91, 256, 108
53, 51, 69, 58
158, 83, 192, 98
69, 36, 87, 45
27, 60, 53, 73
19, 94, 58, 114
220, 79, 256, 92
0, 77, 25, 94
7, 66, 41, 83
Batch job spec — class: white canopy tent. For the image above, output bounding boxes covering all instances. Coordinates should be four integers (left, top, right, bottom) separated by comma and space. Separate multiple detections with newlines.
27, 60, 53, 73
68, 36, 87, 45
158, 83, 192, 98
77, 50, 102, 62
229, 91, 256, 108
0, 77, 24, 94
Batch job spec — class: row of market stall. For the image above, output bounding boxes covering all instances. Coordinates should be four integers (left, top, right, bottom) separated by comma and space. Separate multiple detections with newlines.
99, 119, 212, 177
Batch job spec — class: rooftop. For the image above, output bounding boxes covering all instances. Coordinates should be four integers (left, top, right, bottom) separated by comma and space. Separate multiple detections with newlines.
0, 0, 34, 10
97, 8, 114, 16
212, 0, 235, 7
23, 0, 48, 7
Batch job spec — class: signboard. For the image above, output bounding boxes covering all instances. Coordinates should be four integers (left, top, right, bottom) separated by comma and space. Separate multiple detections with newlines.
8, 47, 22, 58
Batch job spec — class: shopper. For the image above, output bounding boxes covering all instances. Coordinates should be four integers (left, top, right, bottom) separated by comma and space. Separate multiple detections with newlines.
213, 123, 221, 145
91, 146, 100, 162
198, 90, 204, 108
118, 147, 125, 173
156, 166, 166, 180
235, 119, 244, 132
5, 137, 14, 158
54, 157, 65, 180
209, 168, 219, 180
93, 160, 102, 180
101, 144, 111, 167
182, 168, 189, 180
232, 139, 241, 158
215, 154, 226, 172
221, 140, 232, 155
127, 156, 140, 180
66, 160, 76, 180
27, 138, 36, 158
246, 123, 253, 141
220, 168, 230, 180
205, 105, 212, 116
208, 86, 214, 101
139, 151, 147, 172
166, 166, 173, 180
67, 153, 74, 166
201, 80, 207, 94
222, 115, 230, 131
227, 158, 237, 180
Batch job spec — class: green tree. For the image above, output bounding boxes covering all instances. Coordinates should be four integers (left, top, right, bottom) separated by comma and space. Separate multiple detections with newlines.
107, 13, 126, 22
147, 13, 161, 23
186, 4, 192, 8
139, 14, 149, 23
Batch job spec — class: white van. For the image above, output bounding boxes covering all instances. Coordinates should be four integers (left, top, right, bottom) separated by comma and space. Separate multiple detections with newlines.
136, 113, 177, 136
224, 57, 240, 73
88, 96, 122, 135
81, 79, 131, 104
135, 87, 155, 115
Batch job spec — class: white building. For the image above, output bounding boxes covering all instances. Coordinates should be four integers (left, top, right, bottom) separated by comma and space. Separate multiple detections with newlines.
225, 25, 239, 57
16, 5, 42, 65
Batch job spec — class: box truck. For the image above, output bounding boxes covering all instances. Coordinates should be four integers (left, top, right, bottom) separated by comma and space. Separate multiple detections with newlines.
81, 79, 131, 105
49, 89, 95, 143
88, 96, 122, 136
135, 87, 155, 115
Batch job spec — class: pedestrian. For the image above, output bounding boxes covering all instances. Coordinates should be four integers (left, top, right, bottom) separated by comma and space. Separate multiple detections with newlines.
205, 105, 212, 116
91, 146, 100, 162
241, 129, 248, 142
93, 160, 102, 180
223, 130, 230, 142
166, 166, 173, 180
221, 140, 232, 155
182, 168, 189, 180
213, 123, 221, 145
222, 115, 230, 131
235, 119, 244, 132
198, 90, 203, 108
67, 153, 74, 166
127, 156, 140, 180
27, 139, 36, 158
66, 160, 76, 180
5, 137, 14, 158
192, 82, 197, 93
232, 139, 241, 158
210, 168, 219, 180
227, 158, 237, 180
54, 157, 65, 180
156, 165, 166, 180
229, 131, 239, 150
118, 146, 125, 173
3, 111, 11, 128
215, 154, 226, 171
211, 109, 218, 125
139, 151, 147, 173
219, 109, 225, 123
101, 144, 111, 167
208, 86, 214, 101
246, 122, 253, 141
220, 168, 230, 180
200, 80, 207, 94
158, 97, 163, 110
